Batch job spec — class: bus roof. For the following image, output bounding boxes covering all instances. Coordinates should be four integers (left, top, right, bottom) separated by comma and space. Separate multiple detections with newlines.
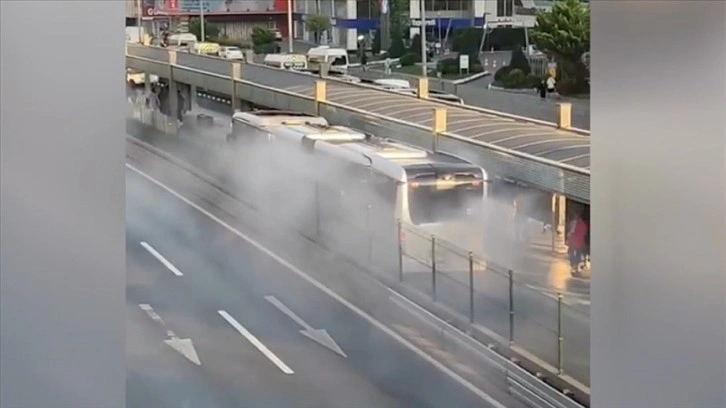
232, 110, 328, 128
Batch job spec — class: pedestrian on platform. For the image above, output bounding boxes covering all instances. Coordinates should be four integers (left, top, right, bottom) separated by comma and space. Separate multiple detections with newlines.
538, 80, 547, 99
361, 51, 369, 72
567, 212, 588, 276
546, 75, 557, 95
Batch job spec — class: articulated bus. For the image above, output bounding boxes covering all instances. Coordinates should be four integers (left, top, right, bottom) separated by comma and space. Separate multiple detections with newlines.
227, 111, 489, 254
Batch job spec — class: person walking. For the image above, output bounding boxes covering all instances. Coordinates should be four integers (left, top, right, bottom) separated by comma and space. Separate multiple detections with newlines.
538, 80, 547, 99
546, 75, 557, 95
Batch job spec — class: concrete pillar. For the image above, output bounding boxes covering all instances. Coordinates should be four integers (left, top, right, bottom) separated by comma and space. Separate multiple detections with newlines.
189, 85, 198, 110
314, 80, 327, 116
552, 193, 567, 254
557, 102, 572, 130
231, 62, 241, 113
167, 50, 179, 134
431, 107, 447, 152
144, 73, 152, 95
417, 78, 429, 99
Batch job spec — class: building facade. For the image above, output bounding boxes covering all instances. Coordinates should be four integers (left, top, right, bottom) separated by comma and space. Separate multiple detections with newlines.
127, 0, 293, 41
292, 0, 559, 51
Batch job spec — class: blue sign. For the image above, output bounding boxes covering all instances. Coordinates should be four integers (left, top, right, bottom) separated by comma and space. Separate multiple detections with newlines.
179, 0, 215, 12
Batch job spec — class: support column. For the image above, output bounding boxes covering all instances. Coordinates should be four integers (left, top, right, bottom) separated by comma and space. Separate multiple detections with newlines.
167, 50, 179, 134
431, 107, 447, 153
231, 62, 241, 113
417, 78, 429, 100
144, 73, 152, 95
314, 80, 327, 116
557, 102, 572, 130
552, 193, 567, 254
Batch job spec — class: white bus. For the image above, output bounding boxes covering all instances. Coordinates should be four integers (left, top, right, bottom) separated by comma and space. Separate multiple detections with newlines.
227, 110, 488, 230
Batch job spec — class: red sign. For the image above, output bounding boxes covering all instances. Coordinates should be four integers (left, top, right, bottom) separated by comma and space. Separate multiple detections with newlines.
166, 0, 178, 11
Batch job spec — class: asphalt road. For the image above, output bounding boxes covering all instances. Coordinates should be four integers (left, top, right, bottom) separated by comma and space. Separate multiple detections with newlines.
125, 165, 520, 408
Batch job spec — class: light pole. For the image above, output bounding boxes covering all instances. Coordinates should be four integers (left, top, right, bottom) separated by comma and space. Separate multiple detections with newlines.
136, 0, 142, 44
199, 1, 206, 42
287, 0, 294, 53
420, 0, 427, 77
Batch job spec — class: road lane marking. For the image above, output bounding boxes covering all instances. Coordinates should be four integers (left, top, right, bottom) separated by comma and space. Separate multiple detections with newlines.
126, 163, 507, 407
140, 241, 184, 276
217, 310, 294, 375
138, 304, 201, 365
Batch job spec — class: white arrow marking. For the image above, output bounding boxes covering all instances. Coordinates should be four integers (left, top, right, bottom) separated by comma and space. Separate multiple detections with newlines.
264, 295, 347, 358
140, 241, 184, 276
217, 310, 294, 374
164, 338, 201, 366
138, 303, 201, 365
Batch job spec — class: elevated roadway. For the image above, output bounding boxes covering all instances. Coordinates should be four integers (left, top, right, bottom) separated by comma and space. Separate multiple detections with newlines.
125, 44, 591, 204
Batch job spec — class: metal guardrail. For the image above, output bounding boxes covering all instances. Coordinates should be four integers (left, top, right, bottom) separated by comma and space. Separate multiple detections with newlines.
125, 44, 591, 204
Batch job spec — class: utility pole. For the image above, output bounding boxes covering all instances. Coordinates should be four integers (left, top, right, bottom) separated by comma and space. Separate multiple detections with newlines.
420, 0, 427, 77
200, 0, 206, 41
136, 0, 142, 43
287, 0, 294, 53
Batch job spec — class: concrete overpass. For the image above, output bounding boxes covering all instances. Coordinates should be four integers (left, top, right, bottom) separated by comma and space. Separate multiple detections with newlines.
125, 44, 591, 207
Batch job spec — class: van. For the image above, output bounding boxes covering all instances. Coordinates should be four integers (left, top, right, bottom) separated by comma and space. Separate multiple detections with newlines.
306, 46, 349, 74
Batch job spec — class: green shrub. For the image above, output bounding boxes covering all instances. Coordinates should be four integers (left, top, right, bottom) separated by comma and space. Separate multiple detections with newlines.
505, 69, 527, 87
209, 37, 252, 49
494, 65, 514, 82
251, 27, 276, 47
372, 29, 381, 55
525, 73, 542, 88
410, 34, 422, 56
451, 28, 482, 56
400, 52, 420, 67
253, 42, 280, 54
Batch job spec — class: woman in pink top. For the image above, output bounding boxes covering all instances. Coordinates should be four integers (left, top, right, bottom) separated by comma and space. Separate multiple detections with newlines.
567, 213, 588, 274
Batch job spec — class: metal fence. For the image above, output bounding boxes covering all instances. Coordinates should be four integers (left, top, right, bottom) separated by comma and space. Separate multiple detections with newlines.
127, 101, 591, 389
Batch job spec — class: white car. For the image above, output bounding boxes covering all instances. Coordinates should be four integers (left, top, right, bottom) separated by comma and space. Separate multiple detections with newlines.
126, 68, 159, 86
219, 46, 244, 60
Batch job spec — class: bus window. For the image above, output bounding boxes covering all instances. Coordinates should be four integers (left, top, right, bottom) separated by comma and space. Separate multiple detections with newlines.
407, 171, 484, 225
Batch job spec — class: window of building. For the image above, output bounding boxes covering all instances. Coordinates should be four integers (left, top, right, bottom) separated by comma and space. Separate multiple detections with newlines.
356, 0, 380, 19
425, 0, 470, 12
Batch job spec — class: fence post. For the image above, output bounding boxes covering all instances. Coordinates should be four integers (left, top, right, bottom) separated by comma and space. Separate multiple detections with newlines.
509, 269, 514, 345
314, 80, 327, 116
557, 293, 564, 375
366, 203, 372, 263
397, 219, 403, 282
432, 107, 447, 153
167, 50, 179, 134
431, 235, 437, 300
468, 252, 474, 323
417, 77, 429, 100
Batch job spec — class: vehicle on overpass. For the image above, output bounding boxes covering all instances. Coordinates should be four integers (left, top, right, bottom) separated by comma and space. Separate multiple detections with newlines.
369, 78, 465, 105
262, 53, 308, 70
306, 46, 349, 74
227, 110, 488, 232
191, 41, 221, 56
126, 68, 158, 87
218, 46, 244, 60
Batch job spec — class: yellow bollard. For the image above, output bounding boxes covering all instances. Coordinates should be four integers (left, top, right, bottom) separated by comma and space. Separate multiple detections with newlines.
314, 80, 327, 115
417, 78, 429, 99
431, 107, 447, 152
558, 102, 572, 130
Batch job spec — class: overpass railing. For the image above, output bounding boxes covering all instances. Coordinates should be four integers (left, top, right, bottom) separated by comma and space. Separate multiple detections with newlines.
126, 44, 590, 204
127, 101, 591, 404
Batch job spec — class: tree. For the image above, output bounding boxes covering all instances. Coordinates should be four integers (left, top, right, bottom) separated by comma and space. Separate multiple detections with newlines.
189, 18, 220, 41
387, 0, 408, 57
306, 14, 331, 44
530, 0, 590, 94
410, 33, 422, 56
251, 27, 278, 54
509, 47, 532, 75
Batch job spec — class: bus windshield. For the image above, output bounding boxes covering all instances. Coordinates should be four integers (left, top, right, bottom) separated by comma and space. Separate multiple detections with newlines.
407, 171, 483, 225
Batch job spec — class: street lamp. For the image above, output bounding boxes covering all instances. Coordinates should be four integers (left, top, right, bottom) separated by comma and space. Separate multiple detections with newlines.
287, 0, 293, 53
420, 0, 427, 77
